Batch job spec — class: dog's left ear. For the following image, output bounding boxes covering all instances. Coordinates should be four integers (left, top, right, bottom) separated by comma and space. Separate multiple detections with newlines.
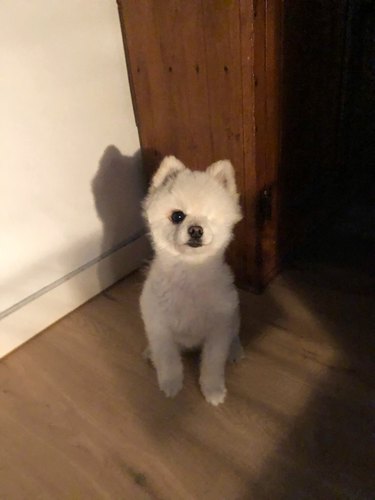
207, 160, 238, 197
150, 156, 186, 192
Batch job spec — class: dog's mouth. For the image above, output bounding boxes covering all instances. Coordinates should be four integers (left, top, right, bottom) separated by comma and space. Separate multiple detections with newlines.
186, 239, 203, 248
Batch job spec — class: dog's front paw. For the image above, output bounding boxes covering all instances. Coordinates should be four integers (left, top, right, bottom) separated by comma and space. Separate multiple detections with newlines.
159, 375, 183, 398
200, 381, 227, 406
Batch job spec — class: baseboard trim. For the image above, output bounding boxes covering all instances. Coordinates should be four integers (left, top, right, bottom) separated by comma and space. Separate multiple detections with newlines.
0, 234, 151, 358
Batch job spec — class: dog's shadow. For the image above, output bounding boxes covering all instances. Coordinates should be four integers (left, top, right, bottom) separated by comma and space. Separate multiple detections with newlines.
91, 145, 147, 288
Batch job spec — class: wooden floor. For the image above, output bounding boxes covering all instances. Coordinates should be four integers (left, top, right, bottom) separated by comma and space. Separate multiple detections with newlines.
1, 264, 374, 499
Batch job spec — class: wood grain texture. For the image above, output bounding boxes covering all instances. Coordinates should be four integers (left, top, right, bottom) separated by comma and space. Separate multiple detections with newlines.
1, 268, 374, 499
200, 0, 252, 281
118, 0, 275, 287
119, 1, 349, 289
118, 0, 213, 174
261, 0, 283, 284
239, 0, 258, 286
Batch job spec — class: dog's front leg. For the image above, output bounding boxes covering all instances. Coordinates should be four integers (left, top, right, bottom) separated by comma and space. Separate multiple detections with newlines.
200, 332, 232, 406
148, 332, 183, 398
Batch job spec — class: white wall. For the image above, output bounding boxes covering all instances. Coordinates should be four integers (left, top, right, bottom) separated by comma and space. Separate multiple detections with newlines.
0, 1, 149, 356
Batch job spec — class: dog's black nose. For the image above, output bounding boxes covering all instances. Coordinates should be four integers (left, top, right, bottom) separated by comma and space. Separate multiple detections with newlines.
188, 225, 203, 239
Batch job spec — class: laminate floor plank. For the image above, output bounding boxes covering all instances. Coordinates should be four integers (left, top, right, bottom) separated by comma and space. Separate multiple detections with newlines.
1, 268, 374, 499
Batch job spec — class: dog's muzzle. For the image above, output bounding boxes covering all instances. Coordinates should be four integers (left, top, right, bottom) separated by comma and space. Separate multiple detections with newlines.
187, 225, 203, 247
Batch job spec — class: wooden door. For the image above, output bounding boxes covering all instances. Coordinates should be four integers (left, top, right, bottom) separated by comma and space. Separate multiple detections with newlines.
117, 0, 346, 290
118, 0, 281, 290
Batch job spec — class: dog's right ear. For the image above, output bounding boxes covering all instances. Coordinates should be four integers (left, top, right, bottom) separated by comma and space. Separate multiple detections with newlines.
150, 156, 186, 192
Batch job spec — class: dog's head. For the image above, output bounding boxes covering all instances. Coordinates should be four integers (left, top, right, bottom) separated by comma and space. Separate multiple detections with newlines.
143, 156, 242, 261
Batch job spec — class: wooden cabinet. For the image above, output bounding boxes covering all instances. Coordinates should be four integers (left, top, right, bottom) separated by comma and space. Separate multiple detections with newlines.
118, 0, 346, 290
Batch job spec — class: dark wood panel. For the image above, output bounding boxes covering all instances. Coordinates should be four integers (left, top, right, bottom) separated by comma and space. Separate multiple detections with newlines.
118, 0, 264, 286
118, 1, 349, 288
239, 0, 259, 287
263, 0, 283, 282
252, 0, 283, 287
199, 0, 257, 283
118, 0, 213, 175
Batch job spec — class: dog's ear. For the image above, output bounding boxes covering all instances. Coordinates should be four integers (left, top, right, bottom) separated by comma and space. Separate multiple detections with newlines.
150, 156, 186, 192
207, 160, 238, 197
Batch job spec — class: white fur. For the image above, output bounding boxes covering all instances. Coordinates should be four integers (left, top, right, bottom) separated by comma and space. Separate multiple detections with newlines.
140, 156, 243, 405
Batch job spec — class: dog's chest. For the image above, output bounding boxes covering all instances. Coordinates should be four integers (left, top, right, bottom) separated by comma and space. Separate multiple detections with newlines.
155, 268, 235, 341
168, 286, 217, 346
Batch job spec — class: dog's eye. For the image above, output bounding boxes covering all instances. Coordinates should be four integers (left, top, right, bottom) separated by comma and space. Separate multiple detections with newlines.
170, 210, 186, 224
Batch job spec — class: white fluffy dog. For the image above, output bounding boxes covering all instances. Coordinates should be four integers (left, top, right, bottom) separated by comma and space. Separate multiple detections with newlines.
140, 156, 243, 405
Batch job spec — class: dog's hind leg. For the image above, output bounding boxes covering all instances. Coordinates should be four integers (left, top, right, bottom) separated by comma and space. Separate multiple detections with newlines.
228, 336, 244, 363
142, 345, 151, 361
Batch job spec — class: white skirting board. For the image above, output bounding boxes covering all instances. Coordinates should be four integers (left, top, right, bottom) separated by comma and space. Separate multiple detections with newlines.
0, 235, 151, 358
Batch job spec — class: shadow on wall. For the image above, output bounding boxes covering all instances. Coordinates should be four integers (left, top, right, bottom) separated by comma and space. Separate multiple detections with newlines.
92, 145, 149, 288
